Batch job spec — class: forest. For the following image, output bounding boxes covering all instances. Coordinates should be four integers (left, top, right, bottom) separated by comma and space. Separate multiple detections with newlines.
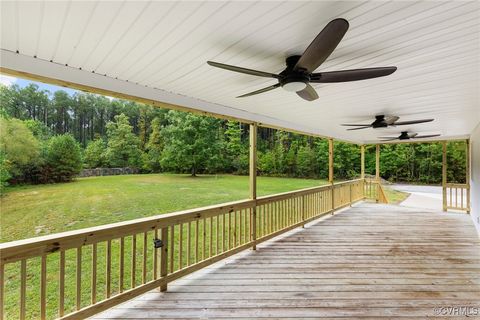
0, 83, 467, 187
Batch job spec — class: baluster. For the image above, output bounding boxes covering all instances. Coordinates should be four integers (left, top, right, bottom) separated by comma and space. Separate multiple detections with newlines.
142, 232, 147, 284
131, 235, 136, 288
169, 225, 174, 273
0, 263, 3, 320
234, 211, 238, 247
153, 228, 158, 279
119, 238, 124, 293
179, 224, 183, 269
40, 255, 46, 320
159, 227, 168, 292
59, 250, 65, 317
20, 259, 26, 320
92, 243, 97, 304
216, 215, 220, 255
203, 218, 207, 259
239, 209, 243, 245
106, 240, 112, 297
461, 187, 464, 209
209, 217, 213, 257
222, 214, 226, 252
76, 247, 82, 310
455, 187, 458, 208
195, 220, 199, 262
228, 212, 233, 250
187, 223, 191, 266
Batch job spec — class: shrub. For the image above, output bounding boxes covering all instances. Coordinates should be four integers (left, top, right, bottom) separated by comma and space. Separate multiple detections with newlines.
46, 134, 82, 182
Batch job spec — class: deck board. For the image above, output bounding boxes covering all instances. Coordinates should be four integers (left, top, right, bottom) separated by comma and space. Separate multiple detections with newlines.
92, 203, 480, 319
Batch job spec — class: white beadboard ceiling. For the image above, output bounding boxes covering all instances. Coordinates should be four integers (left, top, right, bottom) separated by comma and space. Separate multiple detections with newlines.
1, 1, 479, 144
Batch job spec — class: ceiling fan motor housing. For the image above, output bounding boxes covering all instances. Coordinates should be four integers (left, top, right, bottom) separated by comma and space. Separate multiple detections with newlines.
280, 55, 310, 91
371, 115, 388, 128
399, 131, 411, 140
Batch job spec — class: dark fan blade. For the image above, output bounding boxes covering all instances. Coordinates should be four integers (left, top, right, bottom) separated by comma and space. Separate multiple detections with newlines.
310, 66, 397, 83
412, 134, 441, 139
379, 137, 399, 141
236, 84, 280, 98
347, 126, 372, 131
294, 18, 349, 73
207, 61, 280, 78
296, 84, 319, 101
393, 119, 434, 126
341, 123, 371, 126
385, 116, 400, 125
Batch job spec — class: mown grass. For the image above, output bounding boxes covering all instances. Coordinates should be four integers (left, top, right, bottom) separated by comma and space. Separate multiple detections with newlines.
1, 174, 326, 243
383, 185, 409, 204
1, 174, 326, 319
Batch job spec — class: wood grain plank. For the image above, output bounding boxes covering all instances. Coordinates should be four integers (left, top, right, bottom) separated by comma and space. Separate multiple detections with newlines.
93, 203, 480, 320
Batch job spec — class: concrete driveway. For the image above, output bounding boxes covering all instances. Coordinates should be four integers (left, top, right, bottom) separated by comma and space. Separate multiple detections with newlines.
390, 184, 443, 211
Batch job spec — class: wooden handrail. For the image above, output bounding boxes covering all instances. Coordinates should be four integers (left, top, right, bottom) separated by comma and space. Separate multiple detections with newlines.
0, 179, 365, 320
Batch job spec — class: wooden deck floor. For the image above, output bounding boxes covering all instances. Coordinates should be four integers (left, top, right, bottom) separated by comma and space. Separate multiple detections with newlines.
93, 203, 480, 319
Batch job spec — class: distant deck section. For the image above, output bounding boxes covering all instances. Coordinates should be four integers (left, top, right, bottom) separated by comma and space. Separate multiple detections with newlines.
93, 203, 480, 319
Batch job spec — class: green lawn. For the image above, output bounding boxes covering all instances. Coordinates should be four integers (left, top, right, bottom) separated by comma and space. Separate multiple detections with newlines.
1, 174, 326, 243
383, 185, 409, 204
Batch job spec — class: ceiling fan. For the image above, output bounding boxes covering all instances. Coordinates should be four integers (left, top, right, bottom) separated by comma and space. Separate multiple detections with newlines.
342, 115, 434, 131
207, 18, 397, 101
378, 131, 441, 141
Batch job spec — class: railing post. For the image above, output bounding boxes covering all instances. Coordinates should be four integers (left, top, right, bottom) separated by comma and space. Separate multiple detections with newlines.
361, 145, 365, 180
302, 195, 306, 227
375, 144, 380, 203
466, 139, 470, 213
159, 227, 168, 292
249, 123, 257, 250
349, 183, 352, 206
361, 145, 366, 199
329, 138, 334, 212
442, 141, 447, 211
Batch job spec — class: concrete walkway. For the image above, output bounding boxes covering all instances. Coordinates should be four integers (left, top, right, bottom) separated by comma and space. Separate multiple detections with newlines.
390, 184, 443, 211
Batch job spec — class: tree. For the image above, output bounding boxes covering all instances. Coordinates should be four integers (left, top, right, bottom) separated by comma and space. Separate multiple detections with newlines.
105, 114, 142, 168
160, 111, 222, 176
224, 121, 248, 173
0, 117, 40, 179
143, 117, 164, 172
0, 152, 11, 189
296, 145, 315, 177
23, 119, 52, 140
84, 139, 107, 168
46, 134, 82, 182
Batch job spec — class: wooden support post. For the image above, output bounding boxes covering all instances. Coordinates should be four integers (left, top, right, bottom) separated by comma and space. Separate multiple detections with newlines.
361, 145, 365, 179
466, 139, 470, 213
361, 145, 366, 199
249, 124, 257, 250
329, 139, 334, 212
442, 141, 447, 211
159, 227, 168, 292
375, 144, 380, 203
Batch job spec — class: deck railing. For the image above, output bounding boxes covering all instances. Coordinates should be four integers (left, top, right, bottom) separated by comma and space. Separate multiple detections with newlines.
0, 179, 365, 320
444, 183, 470, 212
364, 179, 388, 204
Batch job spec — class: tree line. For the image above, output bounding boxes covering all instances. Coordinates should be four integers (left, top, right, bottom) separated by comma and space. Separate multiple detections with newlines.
0, 83, 466, 187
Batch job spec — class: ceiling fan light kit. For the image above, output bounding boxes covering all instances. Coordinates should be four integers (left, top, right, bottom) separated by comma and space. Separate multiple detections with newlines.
207, 18, 397, 101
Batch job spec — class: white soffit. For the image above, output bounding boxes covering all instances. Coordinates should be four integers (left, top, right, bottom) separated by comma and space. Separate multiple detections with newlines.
1, 1, 479, 144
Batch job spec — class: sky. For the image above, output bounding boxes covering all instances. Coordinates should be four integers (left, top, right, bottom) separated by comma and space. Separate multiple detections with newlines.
0, 74, 101, 97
